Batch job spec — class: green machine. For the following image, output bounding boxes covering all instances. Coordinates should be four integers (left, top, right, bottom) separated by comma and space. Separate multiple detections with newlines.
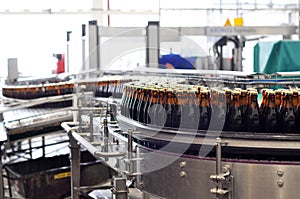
254, 40, 300, 74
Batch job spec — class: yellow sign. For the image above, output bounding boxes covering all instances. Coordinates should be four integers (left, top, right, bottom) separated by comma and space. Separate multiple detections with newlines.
54, 171, 71, 180
224, 18, 232, 26
234, 18, 244, 26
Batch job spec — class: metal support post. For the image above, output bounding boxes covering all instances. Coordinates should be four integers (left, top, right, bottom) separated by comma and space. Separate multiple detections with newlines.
146, 21, 160, 68
66, 31, 72, 73
210, 138, 232, 199
68, 132, 81, 199
103, 118, 109, 161
0, 142, 4, 199
88, 20, 100, 71
89, 112, 94, 142
82, 24, 86, 73
127, 129, 133, 176
112, 178, 128, 199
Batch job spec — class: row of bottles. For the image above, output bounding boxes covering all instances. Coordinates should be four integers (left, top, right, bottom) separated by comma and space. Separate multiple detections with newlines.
3, 79, 131, 100
120, 81, 300, 133
2, 83, 74, 99
78, 79, 130, 98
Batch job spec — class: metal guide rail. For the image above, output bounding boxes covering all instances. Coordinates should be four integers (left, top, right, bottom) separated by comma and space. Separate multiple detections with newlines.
90, 69, 300, 89
62, 96, 144, 199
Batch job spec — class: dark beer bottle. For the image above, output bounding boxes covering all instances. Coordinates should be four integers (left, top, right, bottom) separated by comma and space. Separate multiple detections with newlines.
164, 89, 174, 128
278, 90, 287, 125
143, 87, 152, 124
275, 90, 282, 113
123, 84, 132, 117
131, 87, 142, 121
240, 89, 248, 126
136, 87, 145, 123
295, 91, 300, 130
154, 89, 167, 127
148, 88, 159, 125
120, 85, 128, 116
260, 89, 269, 114
198, 89, 211, 130
263, 90, 278, 133
180, 89, 191, 129
187, 89, 200, 130
281, 91, 296, 133
218, 91, 227, 131
228, 90, 243, 132
172, 89, 181, 129
292, 90, 298, 113
126, 84, 135, 118
246, 91, 260, 132
224, 89, 232, 131
210, 89, 219, 131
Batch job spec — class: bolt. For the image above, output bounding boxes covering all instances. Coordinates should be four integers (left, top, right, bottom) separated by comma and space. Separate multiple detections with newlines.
277, 169, 284, 177
180, 171, 186, 178
277, 179, 284, 187
180, 161, 187, 168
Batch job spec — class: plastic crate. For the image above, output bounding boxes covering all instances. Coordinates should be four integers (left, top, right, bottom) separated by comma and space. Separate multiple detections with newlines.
4, 151, 114, 199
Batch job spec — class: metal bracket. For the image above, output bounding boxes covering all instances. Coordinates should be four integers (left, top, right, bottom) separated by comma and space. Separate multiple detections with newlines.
210, 138, 233, 199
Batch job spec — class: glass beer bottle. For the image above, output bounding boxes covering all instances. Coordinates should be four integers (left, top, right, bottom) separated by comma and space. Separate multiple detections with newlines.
228, 90, 243, 132
246, 91, 260, 132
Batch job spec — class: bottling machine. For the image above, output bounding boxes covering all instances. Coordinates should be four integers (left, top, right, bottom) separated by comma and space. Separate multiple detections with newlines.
61, 69, 300, 199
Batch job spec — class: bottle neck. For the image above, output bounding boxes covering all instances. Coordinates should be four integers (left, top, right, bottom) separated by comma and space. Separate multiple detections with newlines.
275, 93, 281, 106
151, 91, 158, 103
249, 95, 258, 108
232, 95, 240, 107
286, 95, 293, 108
200, 94, 210, 107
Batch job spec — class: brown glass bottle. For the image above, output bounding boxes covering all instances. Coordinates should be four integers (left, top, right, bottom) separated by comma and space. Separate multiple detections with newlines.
198, 89, 211, 130
163, 89, 173, 128
125, 84, 135, 118
240, 89, 248, 126
260, 89, 269, 114
131, 87, 142, 121
148, 88, 159, 125
281, 91, 296, 133
295, 91, 300, 130
154, 89, 167, 127
275, 90, 282, 113
136, 87, 145, 123
172, 89, 181, 129
120, 85, 128, 116
224, 89, 232, 131
245, 91, 260, 132
262, 90, 278, 133
180, 89, 192, 129
210, 89, 219, 131
143, 87, 152, 124
228, 90, 243, 132
292, 90, 298, 113
218, 91, 227, 131
122, 85, 131, 117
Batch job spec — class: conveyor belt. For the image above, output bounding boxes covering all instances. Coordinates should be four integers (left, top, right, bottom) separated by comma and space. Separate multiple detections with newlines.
3, 108, 72, 141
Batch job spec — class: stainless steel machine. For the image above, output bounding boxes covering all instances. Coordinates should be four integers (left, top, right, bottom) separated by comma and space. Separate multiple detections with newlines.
62, 69, 300, 199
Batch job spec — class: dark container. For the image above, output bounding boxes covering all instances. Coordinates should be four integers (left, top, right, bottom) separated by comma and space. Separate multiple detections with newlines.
4, 151, 114, 199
